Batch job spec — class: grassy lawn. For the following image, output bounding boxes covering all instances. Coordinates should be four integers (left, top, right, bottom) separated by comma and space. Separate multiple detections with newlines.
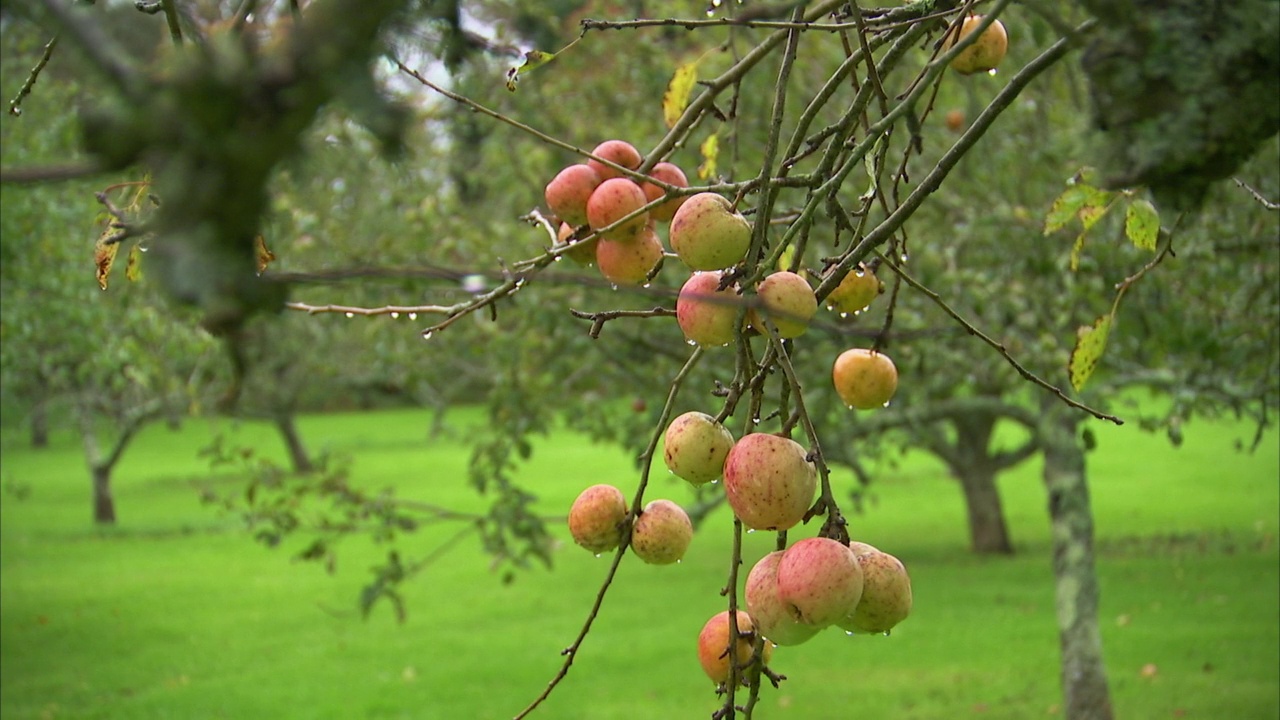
1, 407, 1277, 720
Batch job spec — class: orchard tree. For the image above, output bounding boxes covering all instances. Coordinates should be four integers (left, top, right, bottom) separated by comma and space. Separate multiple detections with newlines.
2, 2, 1276, 720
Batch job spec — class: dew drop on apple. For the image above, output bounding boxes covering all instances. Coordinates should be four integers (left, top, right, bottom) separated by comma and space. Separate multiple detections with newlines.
854, 267, 865, 277
882, 630, 892, 637
594, 553, 603, 559
610, 284, 619, 291
845, 630, 856, 637
882, 400, 892, 408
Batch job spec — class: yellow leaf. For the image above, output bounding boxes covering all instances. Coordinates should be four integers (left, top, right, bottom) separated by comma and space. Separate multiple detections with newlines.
94, 229, 119, 290
255, 235, 275, 274
1068, 314, 1112, 392
125, 244, 143, 282
698, 133, 719, 181
663, 61, 699, 129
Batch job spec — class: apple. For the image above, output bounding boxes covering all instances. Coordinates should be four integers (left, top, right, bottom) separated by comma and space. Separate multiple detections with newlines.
696, 610, 774, 686
555, 222, 597, 266
587, 139, 643, 181
545, 164, 602, 227
630, 499, 693, 565
568, 484, 628, 553
776, 537, 864, 627
663, 411, 734, 485
596, 225, 664, 286
832, 348, 898, 410
587, 177, 649, 242
722, 433, 817, 531
942, 15, 1008, 76
837, 547, 912, 635
944, 108, 966, 132
676, 271, 741, 347
745, 551, 823, 646
752, 271, 817, 339
640, 162, 690, 222
669, 193, 751, 270
824, 263, 881, 315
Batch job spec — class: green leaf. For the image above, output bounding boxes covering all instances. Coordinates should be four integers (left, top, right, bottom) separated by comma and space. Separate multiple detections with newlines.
505, 50, 558, 92
663, 60, 699, 129
1044, 181, 1114, 235
1069, 231, 1087, 272
1124, 198, 1160, 251
1069, 313, 1112, 392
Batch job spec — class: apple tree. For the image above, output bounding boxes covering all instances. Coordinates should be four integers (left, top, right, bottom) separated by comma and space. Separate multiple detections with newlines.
2, 1, 1276, 719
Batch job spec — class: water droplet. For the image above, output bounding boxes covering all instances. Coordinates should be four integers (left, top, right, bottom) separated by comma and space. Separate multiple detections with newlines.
390, 312, 400, 319
594, 553, 602, 559
882, 630, 892, 637
423, 331, 434, 340
676, 559, 682, 564
751, 416, 760, 424
882, 400, 892, 408
987, 68, 998, 76
853, 310, 862, 317
746, 528, 756, 534
839, 312, 849, 319
610, 284, 619, 291
899, 252, 910, 263
409, 313, 418, 320
642, 282, 651, 289
845, 630, 856, 637
845, 404, 855, 410
344, 312, 355, 318
686, 339, 698, 346
710, 479, 719, 485
554, 255, 563, 262
854, 268, 865, 277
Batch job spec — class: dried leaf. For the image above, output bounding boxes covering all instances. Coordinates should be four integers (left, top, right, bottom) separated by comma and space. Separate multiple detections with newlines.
254, 235, 275, 274
1124, 198, 1160, 251
663, 60, 699, 128
94, 229, 119, 290
125, 244, 143, 282
1069, 313, 1112, 392
697, 133, 719, 181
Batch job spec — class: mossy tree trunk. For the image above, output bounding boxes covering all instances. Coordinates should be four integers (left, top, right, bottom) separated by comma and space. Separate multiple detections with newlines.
1041, 404, 1113, 720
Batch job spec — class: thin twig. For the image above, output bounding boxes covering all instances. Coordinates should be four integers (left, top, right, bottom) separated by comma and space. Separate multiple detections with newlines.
874, 250, 1123, 425
1233, 178, 1280, 211
513, 347, 704, 720
8, 34, 59, 116
569, 307, 677, 338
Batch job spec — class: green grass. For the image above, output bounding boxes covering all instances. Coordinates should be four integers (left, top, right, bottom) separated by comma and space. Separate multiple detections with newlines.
1, 408, 1277, 720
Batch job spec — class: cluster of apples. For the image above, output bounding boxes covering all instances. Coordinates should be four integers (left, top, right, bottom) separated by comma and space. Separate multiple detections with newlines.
662, 413, 913, 684
543, 139, 691, 286
567, 483, 694, 565
678, 261, 900, 410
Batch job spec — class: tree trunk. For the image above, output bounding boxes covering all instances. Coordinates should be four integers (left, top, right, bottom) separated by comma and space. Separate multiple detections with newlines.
947, 413, 1015, 555
31, 398, 49, 449
275, 414, 315, 474
92, 463, 116, 524
1041, 408, 1113, 720
954, 463, 1014, 555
